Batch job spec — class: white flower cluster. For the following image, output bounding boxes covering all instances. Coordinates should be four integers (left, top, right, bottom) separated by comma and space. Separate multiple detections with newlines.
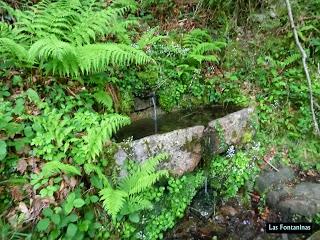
226, 145, 235, 158
147, 44, 190, 57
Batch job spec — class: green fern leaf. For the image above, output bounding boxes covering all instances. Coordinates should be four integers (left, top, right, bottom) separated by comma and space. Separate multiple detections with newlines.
93, 90, 113, 111
41, 161, 81, 178
99, 188, 128, 219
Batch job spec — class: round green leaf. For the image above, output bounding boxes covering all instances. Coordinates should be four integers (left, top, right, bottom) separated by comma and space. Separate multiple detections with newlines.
51, 214, 61, 225
73, 198, 85, 208
64, 202, 74, 215
66, 223, 78, 238
36, 218, 50, 232
42, 208, 53, 217
129, 213, 140, 223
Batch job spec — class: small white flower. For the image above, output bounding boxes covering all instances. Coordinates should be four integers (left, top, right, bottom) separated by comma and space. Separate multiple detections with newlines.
226, 145, 235, 158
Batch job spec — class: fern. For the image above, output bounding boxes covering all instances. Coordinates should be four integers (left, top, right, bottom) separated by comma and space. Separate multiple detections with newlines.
93, 90, 113, 111
182, 29, 213, 48
73, 114, 130, 164
99, 153, 169, 220
280, 53, 301, 68
0, 0, 153, 76
41, 161, 81, 178
100, 188, 128, 219
182, 29, 226, 64
137, 27, 166, 49
0, 38, 29, 64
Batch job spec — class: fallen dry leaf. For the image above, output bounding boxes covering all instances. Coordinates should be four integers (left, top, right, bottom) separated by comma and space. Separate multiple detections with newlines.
18, 202, 30, 220
260, 207, 270, 221
11, 186, 23, 202
17, 159, 28, 174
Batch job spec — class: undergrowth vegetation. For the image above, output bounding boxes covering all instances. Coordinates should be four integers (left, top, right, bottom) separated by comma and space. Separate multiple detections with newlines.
0, 0, 320, 239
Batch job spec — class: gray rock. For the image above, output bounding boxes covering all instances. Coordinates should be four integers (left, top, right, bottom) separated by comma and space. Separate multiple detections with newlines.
133, 97, 152, 112
266, 186, 291, 208
115, 125, 205, 176
255, 167, 295, 193
204, 107, 256, 155
276, 183, 320, 217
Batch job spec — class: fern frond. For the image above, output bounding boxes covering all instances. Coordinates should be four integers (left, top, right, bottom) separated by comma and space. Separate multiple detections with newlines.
191, 42, 226, 55
137, 28, 166, 49
110, 0, 138, 13
281, 53, 300, 68
139, 153, 169, 175
183, 29, 212, 48
119, 154, 168, 195
120, 195, 152, 216
41, 161, 81, 178
126, 170, 168, 195
84, 163, 110, 187
28, 36, 76, 62
77, 44, 153, 75
0, 38, 29, 63
99, 188, 128, 219
93, 90, 113, 111
188, 54, 219, 64
81, 114, 130, 161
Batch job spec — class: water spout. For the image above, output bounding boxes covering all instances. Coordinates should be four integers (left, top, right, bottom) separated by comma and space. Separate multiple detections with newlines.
150, 92, 158, 133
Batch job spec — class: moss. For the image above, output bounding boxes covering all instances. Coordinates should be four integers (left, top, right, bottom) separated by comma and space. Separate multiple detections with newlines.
181, 136, 201, 152
242, 130, 253, 144
103, 142, 121, 176
214, 122, 227, 151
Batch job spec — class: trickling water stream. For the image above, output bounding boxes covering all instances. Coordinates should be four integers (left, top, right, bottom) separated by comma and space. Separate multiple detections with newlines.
150, 93, 158, 134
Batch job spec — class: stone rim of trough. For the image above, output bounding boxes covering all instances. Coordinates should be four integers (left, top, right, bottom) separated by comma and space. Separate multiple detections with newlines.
114, 107, 256, 176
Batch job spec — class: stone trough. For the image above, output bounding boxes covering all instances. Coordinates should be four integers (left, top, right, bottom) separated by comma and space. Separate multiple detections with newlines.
114, 107, 256, 175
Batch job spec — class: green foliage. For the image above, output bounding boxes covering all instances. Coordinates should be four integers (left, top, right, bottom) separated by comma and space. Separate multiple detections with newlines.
0, 0, 152, 76
31, 105, 130, 163
93, 90, 113, 112
210, 151, 258, 199
100, 153, 169, 221
35, 189, 111, 239
144, 172, 205, 239
0, 84, 36, 171
183, 29, 226, 65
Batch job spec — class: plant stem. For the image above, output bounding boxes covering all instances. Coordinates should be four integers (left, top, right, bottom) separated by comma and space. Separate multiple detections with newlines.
285, 0, 320, 136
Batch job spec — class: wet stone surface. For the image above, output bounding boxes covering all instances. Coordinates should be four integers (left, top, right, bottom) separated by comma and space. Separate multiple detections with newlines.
269, 182, 320, 218
189, 188, 216, 219
256, 167, 320, 218
255, 167, 295, 194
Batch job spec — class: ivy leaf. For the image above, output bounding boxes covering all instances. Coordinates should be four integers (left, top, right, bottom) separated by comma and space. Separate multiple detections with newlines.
36, 218, 50, 232
13, 98, 25, 114
24, 126, 34, 138
73, 198, 85, 208
0, 140, 7, 161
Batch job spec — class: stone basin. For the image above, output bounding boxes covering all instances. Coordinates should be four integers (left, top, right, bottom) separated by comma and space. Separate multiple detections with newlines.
114, 107, 256, 175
